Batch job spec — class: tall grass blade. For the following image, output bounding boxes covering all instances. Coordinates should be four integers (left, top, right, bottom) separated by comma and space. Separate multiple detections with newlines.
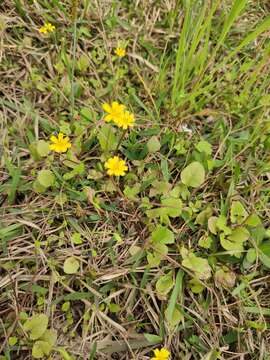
216, 0, 247, 50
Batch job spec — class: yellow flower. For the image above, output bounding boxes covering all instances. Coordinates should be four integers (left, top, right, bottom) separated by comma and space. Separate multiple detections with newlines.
104, 156, 128, 176
49, 133, 71, 153
39, 23, 55, 34
114, 47, 126, 58
102, 101, 126, 123
115, 110, 135, 129
151, 348, 170, 360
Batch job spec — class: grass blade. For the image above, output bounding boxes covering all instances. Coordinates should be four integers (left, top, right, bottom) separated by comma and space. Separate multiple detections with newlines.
216, 0, 247, 50
166, 270, 184, 323
226, 16, 270, 61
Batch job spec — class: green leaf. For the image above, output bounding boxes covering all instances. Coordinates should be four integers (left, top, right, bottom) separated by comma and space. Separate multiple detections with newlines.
63, 257, 80, 274
198, 235, 213, 249
259, 241, 270, 268
109, 303, 121, 313
161, 197, 182, 217
147, 252, 162, 267
55, 193, 68, 206
57, 347, 75, 360
97, 124, 117, 152
245, 213, 261, 227
152, 242, 168, 257
161, 159, 170, 181
41, 329, 57, 346
182, 253, 211, 280
156, 271, 174, 298
143, 333, 163, 344
36, 140, 50, 157
181, 161, 205, 188
208, 216, 218, 235
151, 225, 175, 245
220, 227, 249, 257
230, 201, 248, 224
124, 184, 140, 200
63, 162, 85, 180
196, 140, 212, 155
165, 306, 183, 329
23, 314, 48, 340
149, 181, 171, 197
195, 207, 213, 225
33, 179, 47, 193
71, 233, 82, 245
147, 136, 161, 153
32, 340, 52, 358
246, 248, 256, 264
146, 197, 182, 222
188, 278, 205, 294
8, 337, 17, 346
228, 227, 250, 242
77, 54, 90, 72
37, 170, 55, 188
216, 215, 232, 235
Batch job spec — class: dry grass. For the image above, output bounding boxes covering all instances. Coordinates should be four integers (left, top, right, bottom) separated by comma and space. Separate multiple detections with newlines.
1, 1, 270, 359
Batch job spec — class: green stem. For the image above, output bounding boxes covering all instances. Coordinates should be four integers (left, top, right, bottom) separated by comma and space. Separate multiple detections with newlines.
115, 129, 127, 153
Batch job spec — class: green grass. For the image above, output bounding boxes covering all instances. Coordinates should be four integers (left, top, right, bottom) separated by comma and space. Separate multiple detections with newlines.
1, 0, 270, 359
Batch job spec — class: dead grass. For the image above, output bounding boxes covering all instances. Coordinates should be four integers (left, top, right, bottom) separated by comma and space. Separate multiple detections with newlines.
1, 1, 270, 359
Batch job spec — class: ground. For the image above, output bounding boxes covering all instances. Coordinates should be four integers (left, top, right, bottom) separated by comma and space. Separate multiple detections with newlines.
0, 0, 270, 359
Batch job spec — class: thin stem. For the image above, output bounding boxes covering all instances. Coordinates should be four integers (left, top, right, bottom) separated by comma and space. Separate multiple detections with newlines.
115, 129, 127, 153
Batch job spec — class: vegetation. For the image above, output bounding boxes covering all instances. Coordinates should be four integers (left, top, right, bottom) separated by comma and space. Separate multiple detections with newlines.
0, 0, 270, 359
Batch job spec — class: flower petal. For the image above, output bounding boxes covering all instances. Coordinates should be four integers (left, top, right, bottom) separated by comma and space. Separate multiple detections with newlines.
102, 103, 111, 113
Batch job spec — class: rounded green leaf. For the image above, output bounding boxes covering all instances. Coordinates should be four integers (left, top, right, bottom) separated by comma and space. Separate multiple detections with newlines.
63, 257, 80, 274
152, 242, 168, 256
230, 201, 248, 224
36, 140, 50, 157
32, 340, 52, 359
181, 161, 205, 188
161, 197, 182, 217
37, 170, 55, 188
188, 278, 205, 294
55, 193, 68, 206
23, 314, 48, 340
147, 252, 162, 267
33, 180, 47, 193
196, 140, 212, 155
151, 225, 175, 244
156, 272, 174, 297
147, 136, 161, 153
8, 337, 18, 346
41, 329, 57, 346
109, 303, 121, 313
182, 253, 211, 280
71, 233, 82, 245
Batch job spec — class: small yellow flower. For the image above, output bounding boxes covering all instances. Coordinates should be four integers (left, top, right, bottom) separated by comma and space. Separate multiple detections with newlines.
39, 22, 55, 34
104, 156, 128, 176
115, 110, 135, 130
49, 133, 71, 153
102, 101, 126, 123
151, 348, 170, 360
114, 47, 126, 58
